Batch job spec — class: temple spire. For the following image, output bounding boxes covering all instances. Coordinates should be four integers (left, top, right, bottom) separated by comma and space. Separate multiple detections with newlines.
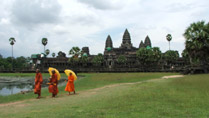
144, 35, 152, 48
120, 29, 133, 49
139, 40, 145, 48
105, 35, 113, 49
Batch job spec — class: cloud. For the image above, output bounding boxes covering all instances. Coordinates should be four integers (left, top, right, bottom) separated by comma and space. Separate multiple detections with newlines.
0, 0, 209, 58
10, 0, 61, 27
77, 0, 124, 10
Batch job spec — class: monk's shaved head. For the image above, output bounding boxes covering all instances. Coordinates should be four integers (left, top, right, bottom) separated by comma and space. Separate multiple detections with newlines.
36, 69, 40, 73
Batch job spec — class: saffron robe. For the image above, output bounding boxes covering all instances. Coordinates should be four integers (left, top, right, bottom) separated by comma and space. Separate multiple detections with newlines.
65, 75, 75, 92
34, 73, 43, 94
48, 73, 59, 95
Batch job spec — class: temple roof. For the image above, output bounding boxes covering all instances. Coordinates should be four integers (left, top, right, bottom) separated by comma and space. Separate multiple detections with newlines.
139, 41, 145, 48
122, 29, 131, 41
105, 35, 113, 48
144, 35, 152, 48
120, 29, 133, 49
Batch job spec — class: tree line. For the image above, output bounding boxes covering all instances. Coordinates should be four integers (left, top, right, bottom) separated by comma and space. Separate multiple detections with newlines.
0, 55, 31, 70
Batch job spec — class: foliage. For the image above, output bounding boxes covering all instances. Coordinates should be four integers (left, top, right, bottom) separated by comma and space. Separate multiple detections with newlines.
52, 52, 55, 57
183, 21, 209, 65
92, 53, 104, 66
41, 38, 48, 46
80, 55, 88, 64
68, 57, 79, 65
136, 47, 162, 65
117, 55, 127, 63
163, 50, 179, 62
69, 47, 81, 58
9, 37, 16, 46
0, 56, 31, 70
166, 34, 172, 42
45, 49, 50, 56
181, 49, 189, 61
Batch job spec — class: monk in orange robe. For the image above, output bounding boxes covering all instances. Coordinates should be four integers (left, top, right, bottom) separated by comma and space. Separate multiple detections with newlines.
65, 73, 75, 95
48, 70, 59, 97
34, 69, 43, 99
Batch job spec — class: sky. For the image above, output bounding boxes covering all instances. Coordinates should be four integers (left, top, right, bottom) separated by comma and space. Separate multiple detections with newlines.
0, 0, 208, 58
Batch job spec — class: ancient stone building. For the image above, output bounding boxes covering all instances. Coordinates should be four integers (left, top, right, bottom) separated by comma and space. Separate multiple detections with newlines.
31, 29, 187, 72
104, 29, 152, 69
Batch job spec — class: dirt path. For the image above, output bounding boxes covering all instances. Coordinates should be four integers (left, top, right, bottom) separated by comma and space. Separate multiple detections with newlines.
0, 75, 184, 107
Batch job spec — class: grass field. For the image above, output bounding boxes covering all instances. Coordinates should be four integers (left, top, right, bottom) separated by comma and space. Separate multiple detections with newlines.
1, 73, 209, 118
0, 72, 176, 103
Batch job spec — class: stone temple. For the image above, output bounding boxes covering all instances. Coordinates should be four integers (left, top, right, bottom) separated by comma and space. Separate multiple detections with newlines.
31, 29, 186, 72
103, 29, 152, 69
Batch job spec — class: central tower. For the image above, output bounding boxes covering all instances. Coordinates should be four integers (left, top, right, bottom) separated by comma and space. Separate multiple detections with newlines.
120, 29, 133, 49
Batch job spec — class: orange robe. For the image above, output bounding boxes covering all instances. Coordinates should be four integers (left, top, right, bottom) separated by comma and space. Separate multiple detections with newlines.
34, 73, 43, 94
65, 75, 75, 92
48, 73, 59, 95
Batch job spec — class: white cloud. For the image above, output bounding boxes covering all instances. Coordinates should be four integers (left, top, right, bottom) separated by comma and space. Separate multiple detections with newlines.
0, 0, 209, 58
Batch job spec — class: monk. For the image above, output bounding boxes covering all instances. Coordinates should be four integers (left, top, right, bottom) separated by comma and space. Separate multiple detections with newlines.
65, 73, 76, 95
34, 69, 43, 99
48, 70, 59, 97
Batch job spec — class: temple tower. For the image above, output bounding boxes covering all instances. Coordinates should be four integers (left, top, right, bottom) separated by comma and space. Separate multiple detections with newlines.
139, 41, 145, 48
105, 35, 113, 51
82, 47, 90, 56
120, 29, 133, 49
144, 35, 152, 48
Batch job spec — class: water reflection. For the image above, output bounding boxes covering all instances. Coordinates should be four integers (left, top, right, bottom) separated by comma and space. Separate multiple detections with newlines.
0, 77, 67, 96
0, 84, 32, 96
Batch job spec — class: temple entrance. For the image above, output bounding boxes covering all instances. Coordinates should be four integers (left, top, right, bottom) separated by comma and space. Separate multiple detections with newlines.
108, 61, 112, 68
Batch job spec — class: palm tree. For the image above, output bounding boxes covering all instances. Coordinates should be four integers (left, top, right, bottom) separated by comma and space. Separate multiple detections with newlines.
9, 37, 16, 70
42, 38, 48, 53
69, 47, 81, 58
183, 21, 209, 68
45, 49, 50, 56
52, 52, 55, 58
166, 34, 172, 50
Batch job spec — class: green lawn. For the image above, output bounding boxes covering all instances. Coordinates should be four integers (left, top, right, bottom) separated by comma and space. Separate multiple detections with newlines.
1, 73, 209, 118
0, 72, 175, 103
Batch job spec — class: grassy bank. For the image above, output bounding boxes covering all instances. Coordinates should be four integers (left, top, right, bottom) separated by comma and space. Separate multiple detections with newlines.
0, 74, 209, 117
0, 73, 176, 103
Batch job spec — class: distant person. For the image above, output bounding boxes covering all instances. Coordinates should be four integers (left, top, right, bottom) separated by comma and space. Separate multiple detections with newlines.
48, 70, 59, 97
65, 73, 76, 95
34, 69, 43, 99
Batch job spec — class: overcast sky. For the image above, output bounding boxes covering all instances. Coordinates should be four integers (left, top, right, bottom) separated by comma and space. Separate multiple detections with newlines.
0, 0, 208, 58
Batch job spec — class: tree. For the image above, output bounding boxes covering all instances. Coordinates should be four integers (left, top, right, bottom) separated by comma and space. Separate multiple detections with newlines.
166, 34, 172, 50
136, 47, 162, 66
117, 55, 127, 64
52, 52, 55, 58
45, 49, 50, 56
92, 53, 104, 66
9, 37, 16, 70
42, 38, 48, 53
79, 55, 88, 66
182, 49, 189, 62
152, 47, 162, 62
163, 50, 179, 62
69, 47, 81, 58
183, 21, 209, 67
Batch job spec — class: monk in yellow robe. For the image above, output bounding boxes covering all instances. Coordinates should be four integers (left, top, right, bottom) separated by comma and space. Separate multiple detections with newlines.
34, 69, 43, 99
48, 70, 59, 97
65, 73, 75, 95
